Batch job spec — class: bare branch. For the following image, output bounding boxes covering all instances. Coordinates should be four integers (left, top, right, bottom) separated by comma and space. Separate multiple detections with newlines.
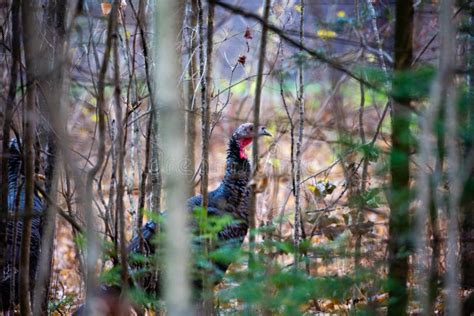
212, 0, 383, 93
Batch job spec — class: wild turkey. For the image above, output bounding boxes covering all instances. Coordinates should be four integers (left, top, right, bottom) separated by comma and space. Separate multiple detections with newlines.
134, 123, 270, 281
74, 123, 271, 313
0, 139, 44, 312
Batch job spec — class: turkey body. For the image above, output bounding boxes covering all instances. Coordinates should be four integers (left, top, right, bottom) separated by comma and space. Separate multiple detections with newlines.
0, 139, 44, 312
128, 129, 254, 286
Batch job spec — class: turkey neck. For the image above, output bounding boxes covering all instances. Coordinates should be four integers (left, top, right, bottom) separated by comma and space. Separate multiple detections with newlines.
221, 135, 251, 224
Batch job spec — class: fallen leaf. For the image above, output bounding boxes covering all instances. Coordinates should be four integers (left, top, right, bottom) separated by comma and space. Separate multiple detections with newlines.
101, 2, 112, 16
244, 27, 253, 40
317, 29, 337, 39
237, 55, 247, 66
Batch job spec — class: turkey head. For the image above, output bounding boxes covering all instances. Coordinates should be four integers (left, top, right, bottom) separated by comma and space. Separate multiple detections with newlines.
232, 123, 272, 159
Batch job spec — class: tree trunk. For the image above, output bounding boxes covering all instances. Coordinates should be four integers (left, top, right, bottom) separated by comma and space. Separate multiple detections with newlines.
294, 0, 305, 267
152, 0, 190, 314
461, 0, 474, 290
461, 2, 474, 315
387, 1, 413, 315
84, 1, 119, 312
185, 0, 198, 198
113, 16, 129, 295
32, 0, 68, 313
198, 0, 211, 211
249, 0, 271, 249
19, 0, 41, 313
0, 4, 20, 310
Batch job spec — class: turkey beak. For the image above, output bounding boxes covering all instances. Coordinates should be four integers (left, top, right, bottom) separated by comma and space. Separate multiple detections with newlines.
258, 127, 272, 137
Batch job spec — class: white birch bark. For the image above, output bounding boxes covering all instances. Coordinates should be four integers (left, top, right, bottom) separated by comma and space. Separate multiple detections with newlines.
152, 0, 190, 314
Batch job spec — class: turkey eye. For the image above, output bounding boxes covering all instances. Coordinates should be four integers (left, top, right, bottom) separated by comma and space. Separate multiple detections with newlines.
249, 126, 253, 131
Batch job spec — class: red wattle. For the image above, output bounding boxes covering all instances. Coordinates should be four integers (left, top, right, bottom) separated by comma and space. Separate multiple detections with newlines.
239, 138, 253, 159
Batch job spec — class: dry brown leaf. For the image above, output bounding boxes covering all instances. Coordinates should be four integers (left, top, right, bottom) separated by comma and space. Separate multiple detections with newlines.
101, 2, 112, 15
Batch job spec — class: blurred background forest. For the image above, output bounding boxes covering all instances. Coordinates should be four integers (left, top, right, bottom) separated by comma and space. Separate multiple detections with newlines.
0, 0, 473, 315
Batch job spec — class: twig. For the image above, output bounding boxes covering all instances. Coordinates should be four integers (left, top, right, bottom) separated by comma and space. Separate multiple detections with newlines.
365, 0, 388, 74
412, 7, 463, 65
280, 80, 295, 194
35, 184, 83, 233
